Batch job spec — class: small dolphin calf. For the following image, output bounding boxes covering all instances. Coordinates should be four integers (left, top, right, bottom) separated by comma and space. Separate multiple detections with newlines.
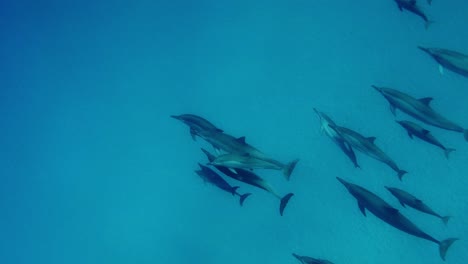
201, 148, 294, 216
292, 253, 334, 264
394, 0, 432, 29
373, 85, 468, 142
328, 124, 407, 180
418, 46, 468, 78
196, 163, 251, 206
171, 114, 223, 140
337, 177, 457, 261
385, 187, 451, 225
314, 108, 360, 168
396, 120, 455, 158
210, 152, 299, 181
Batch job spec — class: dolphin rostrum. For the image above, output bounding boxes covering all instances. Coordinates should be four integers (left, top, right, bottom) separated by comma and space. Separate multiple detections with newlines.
385, 186, 451, 225
396, 120, 455, 158
313, 108, 360, 168
418, 46, 468, 78
201, 148, 294, 216
292, 253, 334, 264
196, 163, 251, 206
394, 0, 432, 29
328, 124, 407, 180
171, 114, 223, 140
337, 177, 458, 261
373, 85, 468, 142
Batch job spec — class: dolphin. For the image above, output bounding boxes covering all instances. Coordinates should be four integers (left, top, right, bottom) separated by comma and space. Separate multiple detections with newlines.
396, 120, 455, 158
201, 148, 294, 216
209, 152, 298, 181
203, 133, 299, 180
313, 108, 360, 168
373, 85, 468, 142
385, 186, 451, 225
394, 0, 432, 29
337, 177, 458, 261
196, 163, 251, 206
328, 124, 407, 180
418, 46, 468, 78
292, 253, 334, 264
171, 114, 223, 140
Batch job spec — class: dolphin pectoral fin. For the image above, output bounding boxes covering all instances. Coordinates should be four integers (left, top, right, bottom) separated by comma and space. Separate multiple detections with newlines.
279, 193, 294, 216
439, 238, 458, 261
407, 131, 414, 139
418, 97, 433, 106
414, 199, 423, 204
190, 128, 197, 141
439, 64, 444, 75
390, 104, 396, 116
358, 202, 366, 217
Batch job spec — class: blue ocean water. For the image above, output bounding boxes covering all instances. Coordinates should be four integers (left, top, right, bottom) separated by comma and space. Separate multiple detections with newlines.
1, 1, 467, 263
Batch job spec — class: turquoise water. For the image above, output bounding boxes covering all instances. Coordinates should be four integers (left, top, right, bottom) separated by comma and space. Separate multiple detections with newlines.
1, 1, 467, 263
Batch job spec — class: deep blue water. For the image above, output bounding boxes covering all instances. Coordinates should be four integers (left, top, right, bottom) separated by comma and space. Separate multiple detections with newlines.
1, 1, 467, 263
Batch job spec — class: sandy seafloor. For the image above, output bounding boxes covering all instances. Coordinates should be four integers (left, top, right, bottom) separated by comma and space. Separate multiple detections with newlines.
1, 1, 468, 264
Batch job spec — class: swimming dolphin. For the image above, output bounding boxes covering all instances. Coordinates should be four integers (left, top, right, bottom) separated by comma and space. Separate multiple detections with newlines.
337, 177, 458, 261
201, 148, 294, 216
373, 85, 468, 142
196, 163, 251, 206
313, 108, 360, 168
292, 253, 334, 264
209, 152, 298, 181
385, 186, 451, 225
171, 114, 223, 140
418, 46, 468, 78
328, 124, 407, 180
203, 133, 299, 180
396, 120, 455, 158
394, 0, 432, 29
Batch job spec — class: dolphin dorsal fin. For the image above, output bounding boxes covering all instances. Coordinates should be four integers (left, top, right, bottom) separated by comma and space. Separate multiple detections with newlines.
422, 129, 430, 135
415, 199, 423, 204
385, 206, 399, 215
215, 128, 224, 133
367, 136, 377, 143
237, 136, 246, 144
419, 97, 433, 106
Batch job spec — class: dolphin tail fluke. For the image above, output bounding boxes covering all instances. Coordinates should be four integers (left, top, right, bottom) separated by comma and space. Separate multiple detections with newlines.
444, 148, 456, 159
398, 170, 408, 181
239, 193, 251, 206
441, 216, 451, 226
279, 193, 294, 216
463, 129, 468, 142
283, 159, 299, 181
230, 186, 240, 196
439, 238, 458, 261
